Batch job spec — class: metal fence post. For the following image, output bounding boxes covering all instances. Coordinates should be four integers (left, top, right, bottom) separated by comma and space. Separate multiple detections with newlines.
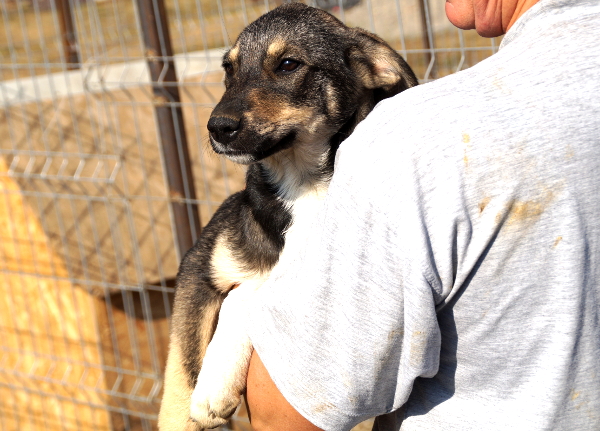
135, 0, 202, 260
55, 0, 80, 68
418, 0, 436, 79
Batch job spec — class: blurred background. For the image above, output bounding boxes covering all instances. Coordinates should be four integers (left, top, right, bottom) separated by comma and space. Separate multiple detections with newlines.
0, 0, 501, 429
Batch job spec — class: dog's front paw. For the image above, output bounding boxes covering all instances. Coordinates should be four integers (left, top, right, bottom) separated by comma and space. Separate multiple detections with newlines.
189, 383, 241, 429
188, 283, 256, 428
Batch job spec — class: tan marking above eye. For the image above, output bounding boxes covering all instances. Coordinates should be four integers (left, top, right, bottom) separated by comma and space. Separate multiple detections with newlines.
227, 44, 240, 63
325, 84, 338, 115
267, 39, 287, 58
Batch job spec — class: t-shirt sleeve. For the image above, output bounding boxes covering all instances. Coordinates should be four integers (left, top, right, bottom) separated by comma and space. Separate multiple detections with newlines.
248, 100, 454, 430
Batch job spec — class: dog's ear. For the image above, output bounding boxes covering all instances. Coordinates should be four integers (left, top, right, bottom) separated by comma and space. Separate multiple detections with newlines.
346, 28, 418, 96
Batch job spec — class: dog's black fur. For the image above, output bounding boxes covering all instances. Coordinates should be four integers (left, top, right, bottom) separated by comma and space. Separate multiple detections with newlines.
159, 4, 417, 430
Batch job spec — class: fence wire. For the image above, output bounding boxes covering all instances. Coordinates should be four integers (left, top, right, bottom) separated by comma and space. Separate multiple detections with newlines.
0, 0, 501, 429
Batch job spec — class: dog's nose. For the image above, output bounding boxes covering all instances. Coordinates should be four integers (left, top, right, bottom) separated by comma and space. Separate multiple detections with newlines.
207, 116, 240, 144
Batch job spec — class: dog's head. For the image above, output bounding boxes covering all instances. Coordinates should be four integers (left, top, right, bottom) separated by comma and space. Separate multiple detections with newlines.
208, 3, 417, 167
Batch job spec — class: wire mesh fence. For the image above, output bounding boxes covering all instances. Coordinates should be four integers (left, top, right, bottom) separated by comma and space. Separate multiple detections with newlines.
0, 0, 501, 429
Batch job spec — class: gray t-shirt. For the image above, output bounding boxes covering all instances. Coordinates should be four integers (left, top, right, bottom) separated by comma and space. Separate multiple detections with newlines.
248, 0, 600, 430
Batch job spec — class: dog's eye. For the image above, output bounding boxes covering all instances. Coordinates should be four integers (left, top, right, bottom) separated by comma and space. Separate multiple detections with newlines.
277, 59, 301, 74
223, 63, 234, 76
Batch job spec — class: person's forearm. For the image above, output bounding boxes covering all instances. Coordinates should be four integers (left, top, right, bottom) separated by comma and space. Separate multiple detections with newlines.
245, 350, 324, 431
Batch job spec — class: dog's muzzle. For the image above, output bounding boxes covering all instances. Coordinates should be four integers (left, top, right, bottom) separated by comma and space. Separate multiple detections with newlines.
207, 116, 240, 145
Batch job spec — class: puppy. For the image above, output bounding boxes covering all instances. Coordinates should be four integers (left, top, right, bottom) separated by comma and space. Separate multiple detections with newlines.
159, 3, 418, 430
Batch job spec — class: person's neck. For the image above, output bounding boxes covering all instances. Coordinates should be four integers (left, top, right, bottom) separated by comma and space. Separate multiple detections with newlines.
506, 0, 539, 32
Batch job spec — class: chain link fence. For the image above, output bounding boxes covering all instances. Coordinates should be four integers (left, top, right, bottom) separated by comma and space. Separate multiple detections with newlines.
0, 0, 501, 429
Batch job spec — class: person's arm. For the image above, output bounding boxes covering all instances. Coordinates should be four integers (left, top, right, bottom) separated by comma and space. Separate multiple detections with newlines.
246, 350, 324, 431
245, 97, 447, 430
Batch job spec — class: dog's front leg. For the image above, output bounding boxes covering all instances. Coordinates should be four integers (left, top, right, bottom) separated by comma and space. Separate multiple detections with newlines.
189, 282, 258, 429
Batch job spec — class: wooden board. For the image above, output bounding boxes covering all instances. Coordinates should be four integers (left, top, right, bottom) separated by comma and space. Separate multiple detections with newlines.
0, 156, 112, 430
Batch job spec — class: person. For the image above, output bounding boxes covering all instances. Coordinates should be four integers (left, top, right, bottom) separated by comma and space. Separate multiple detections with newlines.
242, 0, 600, 429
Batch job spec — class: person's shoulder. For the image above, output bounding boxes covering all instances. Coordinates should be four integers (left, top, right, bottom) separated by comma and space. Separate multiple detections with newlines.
340, 62, 494, 160
374, 54, 503, 127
